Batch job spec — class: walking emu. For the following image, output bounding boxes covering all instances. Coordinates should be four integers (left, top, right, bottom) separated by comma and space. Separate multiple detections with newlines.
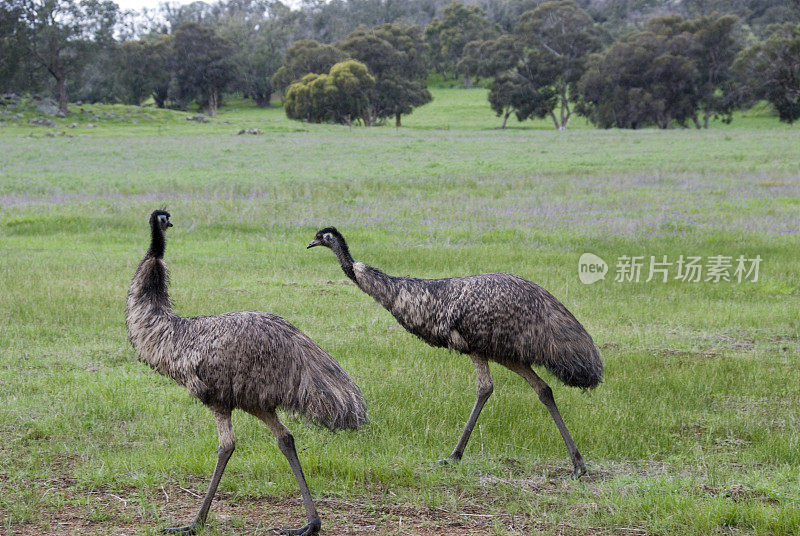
126, 211, 366, 535
308, 227, 601, 477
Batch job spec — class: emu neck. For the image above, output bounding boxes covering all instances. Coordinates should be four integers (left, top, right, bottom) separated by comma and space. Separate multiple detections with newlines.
147, 225, 166, 258
332, 239, 356, 282
128, 255, 172, 314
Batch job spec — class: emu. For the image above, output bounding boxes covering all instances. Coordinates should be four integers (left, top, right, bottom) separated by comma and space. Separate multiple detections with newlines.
308, 227, 601, 477
126, 211, 366, 535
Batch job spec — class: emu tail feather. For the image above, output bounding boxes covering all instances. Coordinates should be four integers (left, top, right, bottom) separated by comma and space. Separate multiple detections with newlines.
541, 307, 603, 389
284, 337, 367, 432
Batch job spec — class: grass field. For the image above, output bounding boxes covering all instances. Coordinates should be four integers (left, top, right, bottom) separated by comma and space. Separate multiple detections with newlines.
1, 88, 799, 535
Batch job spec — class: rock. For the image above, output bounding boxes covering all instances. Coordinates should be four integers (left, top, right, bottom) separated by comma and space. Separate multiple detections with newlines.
67, 123, 78, 128
186, 114, 210, 123
35, 99, 60, 116
1, 93, 20, 107
237, 128, 263, 135
29, 118, 56, 127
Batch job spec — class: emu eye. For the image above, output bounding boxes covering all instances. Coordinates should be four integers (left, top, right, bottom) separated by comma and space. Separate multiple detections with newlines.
159, 215, 167, 224
324, 233, 333, 241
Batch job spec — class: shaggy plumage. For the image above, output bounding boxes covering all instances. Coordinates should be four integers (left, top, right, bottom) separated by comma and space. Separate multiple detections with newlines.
127, 211, 366, 536
309, 227, 601, 477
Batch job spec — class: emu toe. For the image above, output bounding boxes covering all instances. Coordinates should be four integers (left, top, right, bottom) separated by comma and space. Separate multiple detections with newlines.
425, 456, 459, 467
571, 463, 587, 480
279, 520, 321, 535
162, 523, 198, 535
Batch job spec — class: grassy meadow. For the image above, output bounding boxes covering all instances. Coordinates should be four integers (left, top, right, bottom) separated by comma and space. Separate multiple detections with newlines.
1, 88, 799, 535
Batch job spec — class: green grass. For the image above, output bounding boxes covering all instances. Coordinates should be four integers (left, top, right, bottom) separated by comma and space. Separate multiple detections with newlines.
1, 89, 799, 535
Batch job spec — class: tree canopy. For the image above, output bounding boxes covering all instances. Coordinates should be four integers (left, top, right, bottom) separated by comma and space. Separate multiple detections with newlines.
426, 1, 495, 87
734, 23, 800, 124
338, 24, 432, 126
284, 59, 375, 125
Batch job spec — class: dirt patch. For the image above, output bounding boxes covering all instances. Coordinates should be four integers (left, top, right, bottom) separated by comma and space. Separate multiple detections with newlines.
5, 479, 547, 536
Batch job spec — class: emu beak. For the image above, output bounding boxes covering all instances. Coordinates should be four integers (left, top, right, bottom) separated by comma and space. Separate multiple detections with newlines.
307, 239, 321, 249
167, 221, 173, 228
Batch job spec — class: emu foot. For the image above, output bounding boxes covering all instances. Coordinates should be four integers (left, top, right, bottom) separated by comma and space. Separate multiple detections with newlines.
425, 455, 461, 466
279, 521, 321, 535
162, 524, 199, 535
571, 463, 587, 479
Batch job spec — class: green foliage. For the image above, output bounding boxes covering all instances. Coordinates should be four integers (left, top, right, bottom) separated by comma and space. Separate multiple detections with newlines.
426, 1, 496, 86
648, 13, 743, 127
271, 40, 346, 93
463, 1, 602, 129
578, 12, 744, 129
6, 0, 120, 114
217, 13, 287, 108
117, 35, 171, 107
284, 60, 375, 125
578, 28, 698, 129
338, 24, 432, 126
734, 23, 800, 124
170, 22, 236, 117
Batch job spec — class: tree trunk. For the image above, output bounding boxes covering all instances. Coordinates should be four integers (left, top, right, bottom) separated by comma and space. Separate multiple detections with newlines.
207, 90, 218, 117
254, 92, 271, 108
549, 110, 559, 130
56, 68, 68, 116
395, 112, 401, 127
153, 87, 168, 108
703, 104, 710, 129
692, 115, 702, 129
501, 110, 510, 129
464, 73, 471, 89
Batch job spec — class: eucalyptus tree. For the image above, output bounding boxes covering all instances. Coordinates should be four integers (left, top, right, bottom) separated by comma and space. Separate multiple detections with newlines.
271, 39, 346, 93
284, 59, 375, 125
734, 23, 800, 124
170, 22, 235, 116
426, 1, 495, 87
338, 24, 432, 126
8, 0, 120, 115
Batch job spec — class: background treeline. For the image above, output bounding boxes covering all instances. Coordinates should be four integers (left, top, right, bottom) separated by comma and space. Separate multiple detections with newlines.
1, 0, 799, 127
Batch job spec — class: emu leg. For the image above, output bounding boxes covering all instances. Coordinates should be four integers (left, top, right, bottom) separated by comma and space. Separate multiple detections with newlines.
260, 410, 321, 536
163, 409, 235, 534
506, 363, 586, 478
436, 355, 493, 464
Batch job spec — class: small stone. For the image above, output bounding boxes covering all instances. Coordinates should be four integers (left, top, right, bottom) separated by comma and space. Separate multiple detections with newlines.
29, 118, 56, 127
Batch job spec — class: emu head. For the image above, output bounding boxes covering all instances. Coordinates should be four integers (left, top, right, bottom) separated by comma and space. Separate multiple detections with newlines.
307, 227, 342, 250
150, 209, 173, 233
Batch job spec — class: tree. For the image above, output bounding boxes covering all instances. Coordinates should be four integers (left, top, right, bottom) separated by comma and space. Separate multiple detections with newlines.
284, 59, 375, 125
487, 71, 546, 129
271, 39, 346, 93
425, 1, 495, 87
0, 2, 27, 92
734, 23, 800, 124
649, 13, 742, 128
577, 29, 700, 129
457, 34, 534, 128
513, 0, 605, 129
217, 9, 286, 108
338, 24, 432, 126
9, 0, 119, 115
118, 35, 171, 106
170, 22, 235, 116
